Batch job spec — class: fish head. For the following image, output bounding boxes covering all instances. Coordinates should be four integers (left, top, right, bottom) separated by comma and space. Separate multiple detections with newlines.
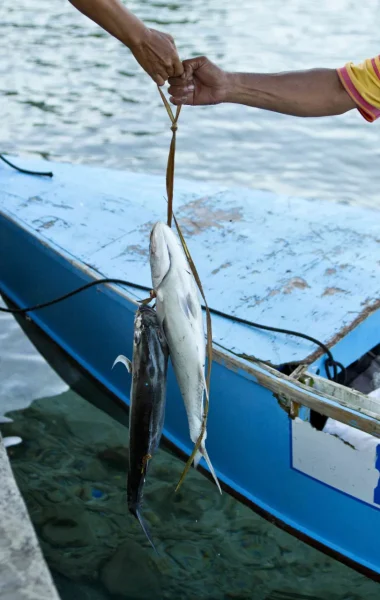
149, 222, 171, 290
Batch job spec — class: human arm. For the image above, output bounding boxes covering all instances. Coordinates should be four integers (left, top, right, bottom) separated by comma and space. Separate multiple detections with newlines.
68, 0, 183, 85
168, 56, 380, 119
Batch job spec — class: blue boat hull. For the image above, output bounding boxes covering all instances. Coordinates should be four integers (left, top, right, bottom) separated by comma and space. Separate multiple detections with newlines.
2, 158, 380, 579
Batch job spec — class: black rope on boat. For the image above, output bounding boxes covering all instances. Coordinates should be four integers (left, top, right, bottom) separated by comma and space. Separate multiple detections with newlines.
207, 305, 346, 383
0, 154, 53, 177
0, 277, 346, 383
0, 279, 145, 314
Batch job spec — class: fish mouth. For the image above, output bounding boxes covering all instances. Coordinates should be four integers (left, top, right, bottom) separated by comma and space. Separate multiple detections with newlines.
137, 304, 159, 326
149, 221, 165, 253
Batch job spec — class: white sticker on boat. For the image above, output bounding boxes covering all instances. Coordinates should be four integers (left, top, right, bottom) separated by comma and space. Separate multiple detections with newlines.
291, 417, 380, 508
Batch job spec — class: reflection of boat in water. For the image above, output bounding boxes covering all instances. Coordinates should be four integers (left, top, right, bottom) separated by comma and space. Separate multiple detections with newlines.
1, 156, 380, 580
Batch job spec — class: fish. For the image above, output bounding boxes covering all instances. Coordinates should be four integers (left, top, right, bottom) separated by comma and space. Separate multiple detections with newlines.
149, 221, 221, 494
112, 304, 169, 551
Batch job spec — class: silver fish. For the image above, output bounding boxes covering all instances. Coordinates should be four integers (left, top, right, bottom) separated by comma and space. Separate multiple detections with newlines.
149, 221, 221, 493
112, 305, 169, 551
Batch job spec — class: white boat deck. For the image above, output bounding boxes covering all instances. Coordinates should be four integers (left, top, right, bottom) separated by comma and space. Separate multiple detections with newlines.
1, 156, 380, 366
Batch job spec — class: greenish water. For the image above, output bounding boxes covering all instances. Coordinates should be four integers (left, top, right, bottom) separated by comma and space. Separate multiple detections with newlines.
3, 386, 380, 600
1, 0, 380, 598
1, 307, 380, 600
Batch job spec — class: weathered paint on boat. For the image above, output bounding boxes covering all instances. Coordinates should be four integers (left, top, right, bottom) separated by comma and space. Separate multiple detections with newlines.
1, 156, 380, 579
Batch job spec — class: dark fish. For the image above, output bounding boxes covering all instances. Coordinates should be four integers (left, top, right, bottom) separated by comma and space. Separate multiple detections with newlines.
112, 305, 169, 551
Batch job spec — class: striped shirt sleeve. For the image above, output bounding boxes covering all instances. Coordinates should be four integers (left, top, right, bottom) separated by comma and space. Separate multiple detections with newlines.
337, 56, 380, 122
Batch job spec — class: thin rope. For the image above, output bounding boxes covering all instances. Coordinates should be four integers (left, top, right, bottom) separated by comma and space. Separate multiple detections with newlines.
157, 86, 181, 228
0, 277, 346, 381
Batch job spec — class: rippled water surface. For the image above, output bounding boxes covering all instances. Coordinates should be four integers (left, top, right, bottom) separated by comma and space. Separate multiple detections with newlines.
1, 1, 380, 598
1, 0, 379, 206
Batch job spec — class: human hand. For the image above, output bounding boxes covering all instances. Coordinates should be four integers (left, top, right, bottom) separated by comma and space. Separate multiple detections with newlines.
129, 28, 184, 86
168, 56, 228, 105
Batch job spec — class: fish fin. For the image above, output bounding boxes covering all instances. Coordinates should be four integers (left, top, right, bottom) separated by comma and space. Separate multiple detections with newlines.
141, 454, 152, 474
3, 436, 22, 449
176, 290, 199, 322
132, 508, 158, 554
196, 447, 222, 495
199, 367, 209, 401
193, 449, 202, 469
112, 355, 132, 372
160, 317, 169, 343
177, 290, 191, 319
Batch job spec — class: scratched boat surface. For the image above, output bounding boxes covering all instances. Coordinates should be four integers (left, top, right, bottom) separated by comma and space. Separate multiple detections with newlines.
1, 156, 379, 368
2, 156, 380, 579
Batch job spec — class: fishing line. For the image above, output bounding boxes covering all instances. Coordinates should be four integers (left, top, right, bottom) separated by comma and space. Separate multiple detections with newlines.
0, 277, 345, 382
0, 154, 53, 177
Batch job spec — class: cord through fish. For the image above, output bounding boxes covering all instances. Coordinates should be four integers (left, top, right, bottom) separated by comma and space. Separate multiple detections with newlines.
158, 86, 214, 491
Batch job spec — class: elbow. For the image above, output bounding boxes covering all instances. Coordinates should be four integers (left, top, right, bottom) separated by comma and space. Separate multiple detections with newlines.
331, 73, 357, 116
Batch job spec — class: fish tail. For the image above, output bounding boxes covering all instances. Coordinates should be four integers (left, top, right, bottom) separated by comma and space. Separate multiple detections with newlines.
196, 446, 222, 495
192, 449, 202, 469
131, 507, 158, 554
199, 367, 209, 401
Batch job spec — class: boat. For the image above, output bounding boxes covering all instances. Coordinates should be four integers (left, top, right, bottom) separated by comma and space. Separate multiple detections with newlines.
1, 154, 380, 580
